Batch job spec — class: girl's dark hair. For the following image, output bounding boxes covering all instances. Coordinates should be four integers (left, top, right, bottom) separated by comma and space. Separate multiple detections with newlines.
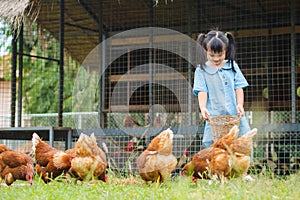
197, 30, 236, 72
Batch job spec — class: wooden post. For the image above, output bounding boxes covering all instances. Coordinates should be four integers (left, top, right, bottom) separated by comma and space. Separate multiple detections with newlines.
58, 0, 65, 127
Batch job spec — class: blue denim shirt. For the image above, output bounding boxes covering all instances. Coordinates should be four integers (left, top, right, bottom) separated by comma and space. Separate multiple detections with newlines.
193, 60, 251, 147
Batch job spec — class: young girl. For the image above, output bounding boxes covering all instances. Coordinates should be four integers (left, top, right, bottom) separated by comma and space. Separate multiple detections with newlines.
193, 30, 251, 148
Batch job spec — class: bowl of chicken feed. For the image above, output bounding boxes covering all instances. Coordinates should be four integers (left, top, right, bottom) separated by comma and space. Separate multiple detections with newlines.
209, 115, 241, 142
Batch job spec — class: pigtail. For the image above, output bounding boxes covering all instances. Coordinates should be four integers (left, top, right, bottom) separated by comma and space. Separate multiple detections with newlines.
225, 32, 236, 72
197, 33, 206, 47
196, 33, 207, 69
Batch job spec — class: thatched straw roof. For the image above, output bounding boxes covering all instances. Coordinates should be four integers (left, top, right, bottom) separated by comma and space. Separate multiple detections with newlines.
0, 0, 40, 31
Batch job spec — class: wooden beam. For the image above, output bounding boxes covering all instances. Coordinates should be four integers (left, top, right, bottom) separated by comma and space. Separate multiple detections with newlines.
111, 26, 300, 46
109, 73, 188, 82
242, 67, 300, 76
109, 104, 184, 113
235, 26, 300, 38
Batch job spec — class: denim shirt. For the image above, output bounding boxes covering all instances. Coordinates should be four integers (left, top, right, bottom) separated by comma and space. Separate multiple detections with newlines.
193, 60, 251, 147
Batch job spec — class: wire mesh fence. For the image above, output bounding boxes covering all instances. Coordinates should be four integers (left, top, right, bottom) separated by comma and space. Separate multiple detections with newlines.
1, 111, 299, 175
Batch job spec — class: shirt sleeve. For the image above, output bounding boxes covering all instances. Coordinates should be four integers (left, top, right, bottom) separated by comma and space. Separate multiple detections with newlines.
233, 62, 249, 89
193, 67, 208, 96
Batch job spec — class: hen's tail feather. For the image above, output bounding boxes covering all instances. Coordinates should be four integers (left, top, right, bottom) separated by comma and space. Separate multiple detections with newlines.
32, 132, 41, 152
229, 125, 239, 138
76, 133, 94, 155
242, 128, 258, 139
78, 133, 90, 144
90, 133, 97, 143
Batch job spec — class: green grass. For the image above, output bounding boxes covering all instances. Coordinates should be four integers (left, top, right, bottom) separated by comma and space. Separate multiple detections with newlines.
1, 172, 300, 200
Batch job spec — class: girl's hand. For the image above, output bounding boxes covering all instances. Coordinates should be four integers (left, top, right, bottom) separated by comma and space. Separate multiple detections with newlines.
200, 107, 210, 121
236, 104, 245, 117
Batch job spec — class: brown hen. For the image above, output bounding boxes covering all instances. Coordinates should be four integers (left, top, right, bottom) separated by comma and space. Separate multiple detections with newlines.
180, 146, 233, 181
68, 133, 107, 182
180, 146, 214, 180
137, 128, 177, 184
0, 144, 12, 153
32, 133, 73, 183
229, 128, 257, 179
181, 125, 257, 181
213, 125, 239, 150
0, 146, 34, 186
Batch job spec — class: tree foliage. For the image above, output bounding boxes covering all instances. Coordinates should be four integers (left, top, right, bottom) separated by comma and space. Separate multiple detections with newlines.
1, 19, 79, 114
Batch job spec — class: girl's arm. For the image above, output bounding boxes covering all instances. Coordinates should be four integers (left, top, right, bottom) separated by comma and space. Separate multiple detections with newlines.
198, 91, 210, 120
235, 88, 245, 117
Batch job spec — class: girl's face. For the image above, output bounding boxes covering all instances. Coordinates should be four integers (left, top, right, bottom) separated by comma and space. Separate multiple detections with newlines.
206, 48, 226, 68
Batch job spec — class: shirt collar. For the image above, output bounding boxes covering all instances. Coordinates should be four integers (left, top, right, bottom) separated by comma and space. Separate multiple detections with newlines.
204, 60, 231, 74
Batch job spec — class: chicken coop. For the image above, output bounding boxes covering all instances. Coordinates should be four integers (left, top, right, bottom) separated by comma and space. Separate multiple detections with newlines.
0, 0, 300, 176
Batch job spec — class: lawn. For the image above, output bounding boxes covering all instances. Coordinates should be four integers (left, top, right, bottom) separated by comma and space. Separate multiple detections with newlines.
1, 171, 300, 200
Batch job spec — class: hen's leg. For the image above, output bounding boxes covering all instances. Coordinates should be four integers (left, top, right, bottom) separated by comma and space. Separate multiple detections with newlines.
4, 173, 14, 186
35, 164, 49, 183
155, 175, 160, 188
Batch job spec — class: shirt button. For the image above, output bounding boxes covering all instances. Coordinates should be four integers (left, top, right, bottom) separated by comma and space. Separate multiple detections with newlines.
225, 82, 228, 85
219, 69, 222, 72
